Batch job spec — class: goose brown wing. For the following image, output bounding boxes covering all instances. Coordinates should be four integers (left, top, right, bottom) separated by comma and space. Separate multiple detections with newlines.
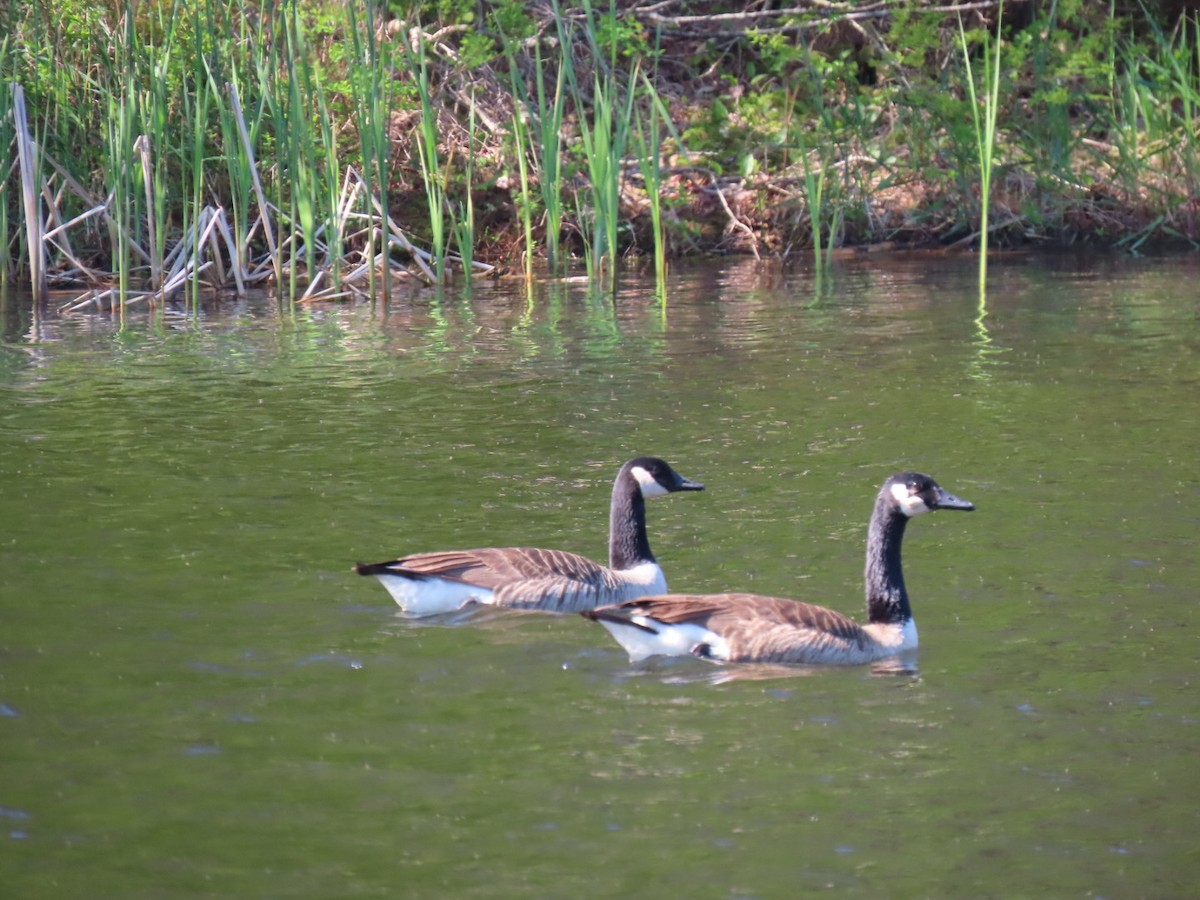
391, 547, 630, 612
395, 547, 608, 589
619, 594, 871, 664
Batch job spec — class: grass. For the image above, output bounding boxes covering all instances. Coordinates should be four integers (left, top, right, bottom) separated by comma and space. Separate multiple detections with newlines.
1, 1, 1198, 307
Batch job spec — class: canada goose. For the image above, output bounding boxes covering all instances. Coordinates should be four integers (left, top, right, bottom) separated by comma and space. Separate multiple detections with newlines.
582, 472, 974, 665
354, 456, 704, 616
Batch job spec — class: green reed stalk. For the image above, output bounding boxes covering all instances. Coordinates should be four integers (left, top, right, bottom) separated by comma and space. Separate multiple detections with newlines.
559, 0, 636, 282
182, 4, 210, 307
0, 73, 12, 288
634, 73, 668, 288
264, 3, 323, 297
312, 80, 342, 286
571, 191, 596, 281
203, 54, 251, 288
105, 51, 138, 307
227, 80, 280, 288
143, 71, 170, 291
453, 94, 477, 282
532, 39, 567, 269
290, 7, 342, 285
504, 59, 537, 280
958, 4, 1004, 289
556, 0, 598, 265
500, 22, 568, 274
11, 83, 46, 302
1140, 10, 1200, 217
792, 40, 842, 271
347, 0, 393, 298
407, 29, 448, 283
1179, 16, 1200, 198
798, 138, 829, 274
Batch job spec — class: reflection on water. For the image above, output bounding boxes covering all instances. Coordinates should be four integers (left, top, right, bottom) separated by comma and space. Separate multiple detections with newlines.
2, 252, 1199, 897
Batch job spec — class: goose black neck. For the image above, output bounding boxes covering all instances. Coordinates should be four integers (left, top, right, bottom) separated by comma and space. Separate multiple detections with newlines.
864, 492, 911, 624
609, 473, 653, 570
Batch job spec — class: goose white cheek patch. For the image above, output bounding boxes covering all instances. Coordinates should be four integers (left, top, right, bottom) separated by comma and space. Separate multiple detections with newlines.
631, 466, 669, 498
891, 482, 931, 516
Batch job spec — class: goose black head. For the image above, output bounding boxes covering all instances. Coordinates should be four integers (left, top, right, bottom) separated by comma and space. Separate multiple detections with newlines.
886, 472, 975, 518
625, 456, 705, 498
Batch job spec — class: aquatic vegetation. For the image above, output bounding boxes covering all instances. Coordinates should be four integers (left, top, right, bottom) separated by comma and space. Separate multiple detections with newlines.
958, 4, 1005, 288
557, 0, 638, 284
2, 1, 1198, 307
633, 70, 670, 289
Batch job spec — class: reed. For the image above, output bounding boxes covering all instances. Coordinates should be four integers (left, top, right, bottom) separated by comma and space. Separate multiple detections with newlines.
452, 92, 478, 283
1174, 15, 1200, 204
784, 37, 855, 270
11, 84, 46, 302
0, 71, 12, 288
500, 22, 568, 273
142, 7, 174, 293
498, 24, 534, 278
103, 17, 138, 309
957, 4, 1004, 288
633, 72, 669, 287
228, 81, 281, 288
347, 0, 395, 298
797, 138, 830, 274
1110, 9, 1200, 245
4, 0, 1200, 303
275, 4, 319, 293
179, 5, 207, 307
531, 38, 567, 269
407, 27, 449, 284
557, 0, 637, 282
203, 64, 252, 289
503, 48, 536, 280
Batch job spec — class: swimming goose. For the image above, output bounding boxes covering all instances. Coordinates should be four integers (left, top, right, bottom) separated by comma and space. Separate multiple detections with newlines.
354, 456, 704, 616
582, 472, 973, 665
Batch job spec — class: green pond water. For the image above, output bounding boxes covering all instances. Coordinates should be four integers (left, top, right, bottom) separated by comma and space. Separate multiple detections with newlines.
1, 254, 1197, 897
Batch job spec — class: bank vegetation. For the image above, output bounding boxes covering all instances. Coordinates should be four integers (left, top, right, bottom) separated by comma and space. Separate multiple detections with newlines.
2, 0, 1198, 308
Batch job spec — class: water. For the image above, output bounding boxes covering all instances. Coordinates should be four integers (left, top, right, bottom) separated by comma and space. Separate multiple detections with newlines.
1, 254, 1197, 897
